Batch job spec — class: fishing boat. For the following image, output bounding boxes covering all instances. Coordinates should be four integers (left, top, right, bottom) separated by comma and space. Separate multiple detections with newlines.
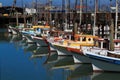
83, 22, 120, 72
83, 39, 120, 72
83, 0, 120, 72
21, 23, 50, 44
50, 33, 98, 63
47, 31, 73, 56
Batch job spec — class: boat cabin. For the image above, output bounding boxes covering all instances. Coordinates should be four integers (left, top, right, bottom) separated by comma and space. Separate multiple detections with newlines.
68, 34, 99, 47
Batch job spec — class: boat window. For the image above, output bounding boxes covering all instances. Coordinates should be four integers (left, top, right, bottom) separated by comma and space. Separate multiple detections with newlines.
115, 42, 118, 45
88, 38, 91, 41
82, 37, 86, 41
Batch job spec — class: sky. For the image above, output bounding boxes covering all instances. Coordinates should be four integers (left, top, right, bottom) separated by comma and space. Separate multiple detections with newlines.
0, 0, 116, 7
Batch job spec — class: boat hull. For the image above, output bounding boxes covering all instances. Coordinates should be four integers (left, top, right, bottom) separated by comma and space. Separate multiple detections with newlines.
84, 50, 120, 72
91, 58, 120, 72
53, 44, 72, 56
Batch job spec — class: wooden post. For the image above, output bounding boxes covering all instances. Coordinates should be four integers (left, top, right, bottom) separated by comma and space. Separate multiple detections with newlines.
74, 22, 78, 34
16, 11, 19, 26
109, 19, 114, 51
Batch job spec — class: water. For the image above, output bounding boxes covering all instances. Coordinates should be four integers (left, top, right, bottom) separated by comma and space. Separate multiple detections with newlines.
0, 29, 120, 80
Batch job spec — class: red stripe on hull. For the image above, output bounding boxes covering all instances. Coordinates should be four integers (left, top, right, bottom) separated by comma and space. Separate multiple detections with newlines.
67, 47, 83, 55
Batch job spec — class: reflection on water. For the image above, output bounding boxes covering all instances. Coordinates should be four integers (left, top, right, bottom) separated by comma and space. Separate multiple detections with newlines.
92, 72, 120, 80
1, 29, 120, 80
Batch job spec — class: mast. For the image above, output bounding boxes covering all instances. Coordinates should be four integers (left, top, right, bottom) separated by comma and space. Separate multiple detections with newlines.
62, 0, 65, 21
35, 0, 38, 25
93, 0, 97, 36
73, 0, 78, 35
13, 0, 19, 26
23, 2, 27, 28
49, 0, 52, 23
115, 0, 118, 39
65, 0, 69, 29
79, 0, 83, 25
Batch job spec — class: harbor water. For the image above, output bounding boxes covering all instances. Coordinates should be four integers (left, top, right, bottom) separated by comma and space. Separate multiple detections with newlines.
0, 29, 120, 80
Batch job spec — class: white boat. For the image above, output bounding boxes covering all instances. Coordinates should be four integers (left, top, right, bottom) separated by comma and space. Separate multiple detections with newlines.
84, 38, 120, 72
9, 26, 19, 35
84, 50, 120, 72
8, 23, 24, 35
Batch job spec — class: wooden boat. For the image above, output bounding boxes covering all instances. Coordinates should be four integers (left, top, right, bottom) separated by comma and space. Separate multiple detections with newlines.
46, 30, 69, 54
50, 33, 98, 63
67, 34, 99, 63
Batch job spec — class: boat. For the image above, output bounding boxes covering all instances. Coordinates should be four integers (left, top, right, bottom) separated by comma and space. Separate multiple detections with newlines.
83, 0, 120, 71
83, 15, 120, 72
66, 34, 99, 63
21, 28, 36, 43
84, 50, 120, 72
8, 25, 19, 35
83, 37, 120, 72
21, 23, 50, 44
47, 30, 74, 55
49, 33, 98, 63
